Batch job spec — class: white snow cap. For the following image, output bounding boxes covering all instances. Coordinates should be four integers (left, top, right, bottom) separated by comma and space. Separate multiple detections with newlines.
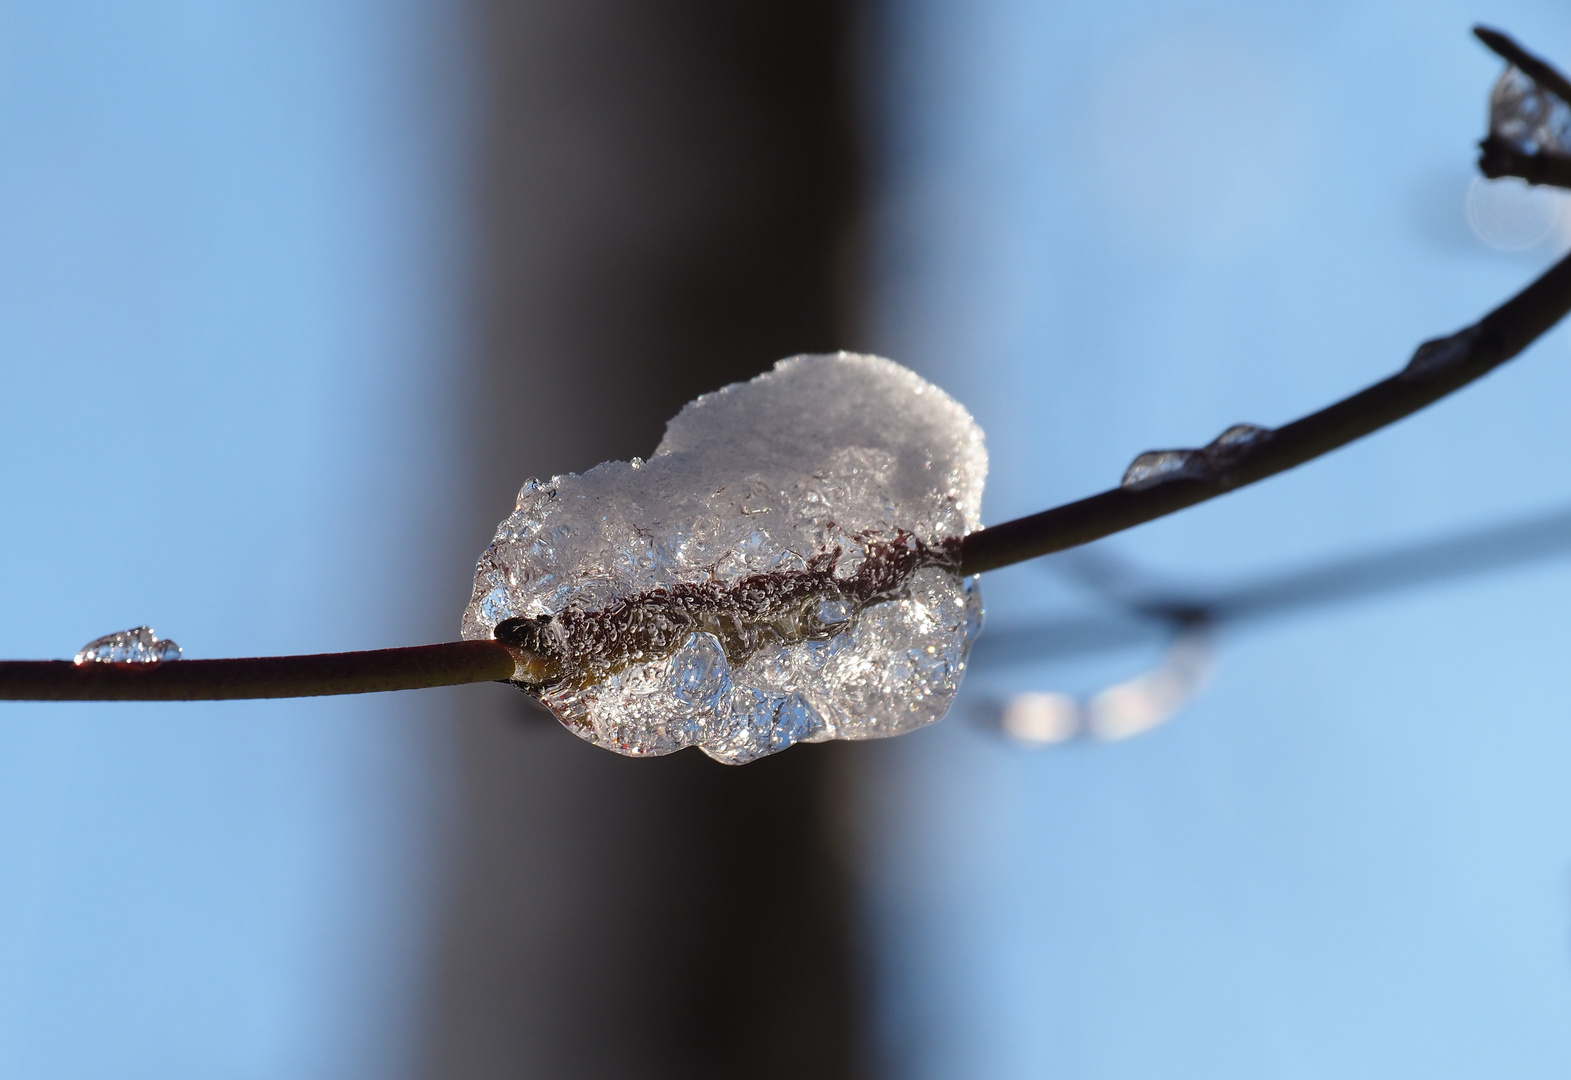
657, 352, 986, 533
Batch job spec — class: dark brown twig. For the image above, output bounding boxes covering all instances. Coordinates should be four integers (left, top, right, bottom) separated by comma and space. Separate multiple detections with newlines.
4, 27, 1570, 702
9, 242, 1571, 701
0, 641, 518, 701
11, 237, 1569, 703
959, 245, 1571, 573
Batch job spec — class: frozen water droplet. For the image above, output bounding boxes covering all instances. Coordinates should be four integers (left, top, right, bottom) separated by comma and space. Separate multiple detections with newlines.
1208, 423, 1270, 449
1403, 326, 1481, 380
1490, 65, 1571, 159
74, 627, 182, 665
463, 353, 987, 762
1120, 422, 1273, 490
1121, 450, 1195, 490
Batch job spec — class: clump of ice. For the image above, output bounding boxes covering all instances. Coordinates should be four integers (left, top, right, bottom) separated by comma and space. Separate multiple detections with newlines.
74, 626, 182, 665
462, 352, 986, 764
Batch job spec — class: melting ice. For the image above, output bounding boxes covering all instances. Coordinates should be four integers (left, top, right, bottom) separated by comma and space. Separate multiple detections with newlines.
462, 352, 987, 764
74, 626, 182, 665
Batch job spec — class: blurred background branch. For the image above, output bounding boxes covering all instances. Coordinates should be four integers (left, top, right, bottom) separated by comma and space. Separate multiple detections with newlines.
959, 241, 1571, 573
976, 499, 1571, 671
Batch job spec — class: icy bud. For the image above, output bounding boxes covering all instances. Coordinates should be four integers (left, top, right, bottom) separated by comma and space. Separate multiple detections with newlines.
463, 353, 987, 764
1491, 65, 1571, 159
1121, 423, 1272, 491
1403, 326, 1482, 380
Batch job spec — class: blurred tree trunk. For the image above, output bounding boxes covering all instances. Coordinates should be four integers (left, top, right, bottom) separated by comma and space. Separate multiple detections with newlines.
419, 4, 867, 1077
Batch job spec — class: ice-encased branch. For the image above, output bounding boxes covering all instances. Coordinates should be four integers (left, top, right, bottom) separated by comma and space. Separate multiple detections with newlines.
1473, 26, 1571, 189
4, 26, 1571, 702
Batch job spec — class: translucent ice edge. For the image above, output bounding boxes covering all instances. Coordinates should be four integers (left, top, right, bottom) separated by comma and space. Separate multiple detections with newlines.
74, 626, 182, 665
463, 352, 988, 764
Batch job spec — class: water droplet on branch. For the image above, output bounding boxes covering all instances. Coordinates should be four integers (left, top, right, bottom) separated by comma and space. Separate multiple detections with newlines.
1403, 326, 1482, 380
73, 627, 182, 665
1120, 423, 1273, 491
1121, 450, 1196, 490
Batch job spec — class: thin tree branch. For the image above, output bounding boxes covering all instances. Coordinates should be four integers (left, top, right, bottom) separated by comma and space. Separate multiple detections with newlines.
12, 238, 1570, 704
0, 641, 519, 701
5, 27, 1570, 703
8, 241, 1571, 702
1472, 27, 1571, 189
958, 245, 1571, 574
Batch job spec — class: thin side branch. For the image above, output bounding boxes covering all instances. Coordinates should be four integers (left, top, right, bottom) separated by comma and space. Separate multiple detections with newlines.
959, 245, 1571, 574
4, 27, 1568, 703
7, 247, 1571, 702
11, 239, 1570, 703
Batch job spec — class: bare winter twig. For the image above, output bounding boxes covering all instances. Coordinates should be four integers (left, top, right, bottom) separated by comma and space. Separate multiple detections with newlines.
0, 641, 518, 701
957, 245, 1571, 573
4, 26, 1570, 703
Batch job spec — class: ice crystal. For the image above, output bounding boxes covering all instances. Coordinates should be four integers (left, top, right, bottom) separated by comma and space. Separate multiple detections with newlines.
463, 352, 987, 763
1120, 423, 1272, 491
1121, 449, 1196, 490
1491, 65, 1571, 159
74, 626, 182, 665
